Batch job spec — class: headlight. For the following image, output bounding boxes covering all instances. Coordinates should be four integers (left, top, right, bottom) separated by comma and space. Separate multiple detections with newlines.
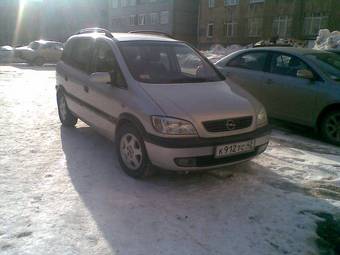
256, 107, 268, 127
151, 116, 197, 135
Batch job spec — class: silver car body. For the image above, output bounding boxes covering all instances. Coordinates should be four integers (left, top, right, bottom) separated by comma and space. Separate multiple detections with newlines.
56, 32, 270, 171
215, 47, 340, 129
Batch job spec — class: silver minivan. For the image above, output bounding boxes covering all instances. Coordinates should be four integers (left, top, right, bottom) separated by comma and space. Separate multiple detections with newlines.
56, 28, 270, 178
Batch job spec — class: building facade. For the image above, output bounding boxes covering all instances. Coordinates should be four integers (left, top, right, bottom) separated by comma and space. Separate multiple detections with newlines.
198, 0, 340, 48
41, 0, 109, 43
0, 0, 42, 46
108, 0, 198, 44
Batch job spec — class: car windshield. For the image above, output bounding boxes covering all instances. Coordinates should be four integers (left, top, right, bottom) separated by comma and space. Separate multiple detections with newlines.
305, 52, 340, 82
119, 41, 224, 84
28, 41, 40, 50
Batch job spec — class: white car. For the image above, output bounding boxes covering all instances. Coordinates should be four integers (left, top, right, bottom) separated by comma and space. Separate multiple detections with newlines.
15, 40, 63, 66
56, 28, 270, 178
0, 46, 14, 63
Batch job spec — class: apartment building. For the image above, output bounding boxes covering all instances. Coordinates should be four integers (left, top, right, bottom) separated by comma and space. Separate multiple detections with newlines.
0, 0, 42, 46
198, 0, 340, 48
108, 0, 198, 44
41, 0, 109, 42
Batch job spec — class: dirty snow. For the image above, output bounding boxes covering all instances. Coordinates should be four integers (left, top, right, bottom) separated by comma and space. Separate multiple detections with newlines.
314, 29, 340, 50
0, 65, 340, 255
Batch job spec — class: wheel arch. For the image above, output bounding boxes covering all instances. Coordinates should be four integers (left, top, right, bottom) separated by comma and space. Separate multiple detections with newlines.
116, 113, 147, 136
316, 103, 340, 130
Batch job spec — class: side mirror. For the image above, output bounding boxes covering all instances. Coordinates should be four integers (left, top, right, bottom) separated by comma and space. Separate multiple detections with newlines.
297, 69, 314, 80
89, 72, 112, 84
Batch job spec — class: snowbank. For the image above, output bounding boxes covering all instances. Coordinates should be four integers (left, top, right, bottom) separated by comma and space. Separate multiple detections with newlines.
201, 44, 245, 63
314, 29, 340, 50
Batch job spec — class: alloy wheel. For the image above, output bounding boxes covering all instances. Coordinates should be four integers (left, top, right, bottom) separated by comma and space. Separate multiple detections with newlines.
120, 133, 143, 170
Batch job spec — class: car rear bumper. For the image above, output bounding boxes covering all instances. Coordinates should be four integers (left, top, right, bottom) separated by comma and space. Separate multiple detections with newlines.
144, 126, 270, 171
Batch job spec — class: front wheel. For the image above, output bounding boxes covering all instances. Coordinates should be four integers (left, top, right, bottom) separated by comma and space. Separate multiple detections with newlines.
116, 124, 153, 178
321, 110, 340, 146
57, 92, 78, 127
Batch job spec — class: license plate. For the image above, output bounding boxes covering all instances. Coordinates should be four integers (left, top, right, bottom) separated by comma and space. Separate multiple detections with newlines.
215, 140, 255, 158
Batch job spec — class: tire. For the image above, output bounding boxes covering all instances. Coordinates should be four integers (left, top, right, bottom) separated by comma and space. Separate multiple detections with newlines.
34, 57, 45, 66
116, 124, 153, 178
57, 92, 78, 127
320, 110, 340, 146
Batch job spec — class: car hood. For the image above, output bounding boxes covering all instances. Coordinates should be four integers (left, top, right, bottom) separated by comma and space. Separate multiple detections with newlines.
141, 80, 260, 136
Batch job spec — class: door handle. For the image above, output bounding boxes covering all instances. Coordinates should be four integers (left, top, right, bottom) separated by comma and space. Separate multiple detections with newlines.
84, 86, 89, 93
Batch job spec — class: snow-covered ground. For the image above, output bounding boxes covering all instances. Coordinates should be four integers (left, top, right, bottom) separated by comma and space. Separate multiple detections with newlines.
0, 65, 339, 255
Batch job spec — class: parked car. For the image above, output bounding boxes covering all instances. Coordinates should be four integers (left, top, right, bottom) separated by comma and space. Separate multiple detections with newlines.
215, 47, 340, 145
15, 40, 63, 66
0, 46, 14, 63
56, 28, 270, 178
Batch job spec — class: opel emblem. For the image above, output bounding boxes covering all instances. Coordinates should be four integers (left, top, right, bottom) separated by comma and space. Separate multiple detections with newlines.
226, 120, 236, 130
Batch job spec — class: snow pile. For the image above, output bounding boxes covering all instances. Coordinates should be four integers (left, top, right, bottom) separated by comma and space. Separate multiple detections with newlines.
314, 29, 340, 50
201, 44, 245, 63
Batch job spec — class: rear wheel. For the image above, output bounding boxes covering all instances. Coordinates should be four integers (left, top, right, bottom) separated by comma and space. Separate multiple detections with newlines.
57, 92, 77, 127
321, 110, 340, 146
116, 124, 153, 178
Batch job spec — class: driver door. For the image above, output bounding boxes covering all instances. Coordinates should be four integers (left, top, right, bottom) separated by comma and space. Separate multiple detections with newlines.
85, 39, 127, 138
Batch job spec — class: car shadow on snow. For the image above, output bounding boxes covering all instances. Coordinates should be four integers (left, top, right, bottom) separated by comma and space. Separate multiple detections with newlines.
60, 125, 339, 255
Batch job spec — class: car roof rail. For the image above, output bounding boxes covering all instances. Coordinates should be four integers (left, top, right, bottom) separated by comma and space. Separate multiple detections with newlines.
128, 30, 174, 39
76, 27, 114, 39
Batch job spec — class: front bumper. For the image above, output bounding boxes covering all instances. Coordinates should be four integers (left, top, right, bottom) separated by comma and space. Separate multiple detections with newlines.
144, 126, 271, 171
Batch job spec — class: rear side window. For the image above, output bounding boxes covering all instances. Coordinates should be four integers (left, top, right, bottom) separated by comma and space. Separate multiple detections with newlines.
270, 53, 310, 77
63, 38, 94, 73
227, 52, 268, 71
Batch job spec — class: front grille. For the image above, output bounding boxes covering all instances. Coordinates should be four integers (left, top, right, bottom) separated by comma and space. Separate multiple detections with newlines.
174, 149, 259, 168
203, 116, 253, 133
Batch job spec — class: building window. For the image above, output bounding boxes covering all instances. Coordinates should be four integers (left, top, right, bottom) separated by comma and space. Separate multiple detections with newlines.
248, 18, 262, 37
207, 23, 214, 37
225, 22, 238, 37
138, 14, 146, 25
150, 13, 159, 25
208, 0, 215, 8
112, 0, 118, 8
249, 0, 264, 3
272, 16, 292, 38
121, 0, 127, 7
129, 15, 136, 26
304, 13, 328, 36
225, 0, 239, 6
121, 0, 136, 7
160, 11, 169, 24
